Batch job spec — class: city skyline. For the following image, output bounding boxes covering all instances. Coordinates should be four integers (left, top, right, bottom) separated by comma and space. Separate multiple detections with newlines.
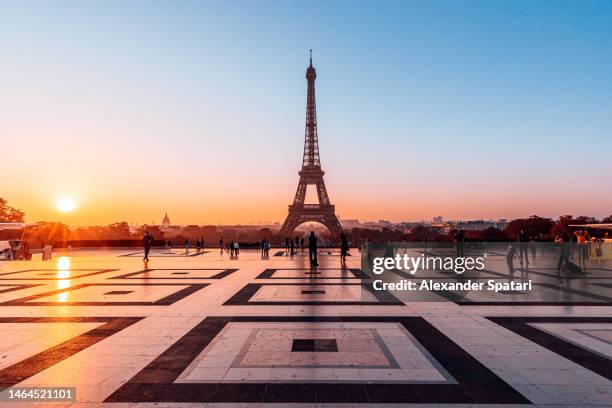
2, 1, 611, 225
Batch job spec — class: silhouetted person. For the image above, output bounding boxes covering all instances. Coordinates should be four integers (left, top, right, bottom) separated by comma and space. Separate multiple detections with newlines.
143, 231, 154, 262
219, 237, 224, 254
233, 240, 239, 256
340, 232, 349, 263
285, 237, 290, 255
308, 231, 318, 267
290, 238, 295, 256
556, 233, 570, 274
454, 230, 465, 257
529, 238, 537, 261
574, 229, 589, 270
506, 243, 519, 272
300, 237, 305, 251
184, 239, 189, 254
229, 240, 235, 257
569, 233, 577, 259
518, 229, 529, 267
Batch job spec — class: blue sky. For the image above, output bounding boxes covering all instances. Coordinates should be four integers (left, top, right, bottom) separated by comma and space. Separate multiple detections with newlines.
1, 1, 611, 224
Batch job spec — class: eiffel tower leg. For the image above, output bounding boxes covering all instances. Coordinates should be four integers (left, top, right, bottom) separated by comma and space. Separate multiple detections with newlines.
322, 214, 343, 239
279, 213, 300, 238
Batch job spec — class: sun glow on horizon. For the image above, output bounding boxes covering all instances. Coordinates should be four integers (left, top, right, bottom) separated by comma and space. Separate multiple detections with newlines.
56, 198, 76, 213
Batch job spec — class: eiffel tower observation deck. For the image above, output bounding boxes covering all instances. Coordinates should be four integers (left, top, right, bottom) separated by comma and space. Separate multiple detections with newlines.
279, 51, 343, 239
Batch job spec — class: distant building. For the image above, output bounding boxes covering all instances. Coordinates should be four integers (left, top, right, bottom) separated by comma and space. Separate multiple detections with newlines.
378, 220, 393, 228
340, 219, 361, 229
496, 219, 508, 230
447, 220, 497, 231
161, 212, 171, 228
433, 216, 444, 224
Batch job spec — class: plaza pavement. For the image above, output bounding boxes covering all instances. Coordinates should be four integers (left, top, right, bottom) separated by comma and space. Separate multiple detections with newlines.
0, 246, 610, 407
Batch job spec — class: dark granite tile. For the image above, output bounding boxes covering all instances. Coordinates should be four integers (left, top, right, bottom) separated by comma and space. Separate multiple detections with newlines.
488, 316, 612, 380
0, 283, 208, 306
0, 317, 143, 388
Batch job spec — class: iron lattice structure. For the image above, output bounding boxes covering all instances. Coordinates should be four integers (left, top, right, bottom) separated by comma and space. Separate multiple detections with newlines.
279, 52, 343, 239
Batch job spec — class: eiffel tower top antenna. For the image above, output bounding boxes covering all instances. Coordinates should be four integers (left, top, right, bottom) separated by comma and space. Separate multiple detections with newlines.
303, 49, 320, 168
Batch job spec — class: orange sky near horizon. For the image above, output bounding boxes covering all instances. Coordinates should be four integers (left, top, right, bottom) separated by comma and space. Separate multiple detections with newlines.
5, 177, 610, 226
2, 2, 611, 226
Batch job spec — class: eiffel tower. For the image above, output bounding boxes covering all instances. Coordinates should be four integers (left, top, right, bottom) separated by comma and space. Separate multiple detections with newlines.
279, 51, 343, 239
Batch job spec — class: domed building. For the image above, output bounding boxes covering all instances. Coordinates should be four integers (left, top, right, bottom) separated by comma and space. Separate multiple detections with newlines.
161, 212, 171, 228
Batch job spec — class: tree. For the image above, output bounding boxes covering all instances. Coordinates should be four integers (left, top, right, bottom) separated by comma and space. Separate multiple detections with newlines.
134, 225, 164, 240
476, 227, 508, 241
573, 215, 598, 224
106, 222, 132, 240
25, 222, 69, 247
0, 198, 25, 223
603, 215, 612, 223
408, 226, 441, 242
181, 225, 203, 240
506, 216, 554, 239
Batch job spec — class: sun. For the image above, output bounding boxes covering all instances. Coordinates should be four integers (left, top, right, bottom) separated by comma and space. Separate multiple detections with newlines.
56, 198, 76, 213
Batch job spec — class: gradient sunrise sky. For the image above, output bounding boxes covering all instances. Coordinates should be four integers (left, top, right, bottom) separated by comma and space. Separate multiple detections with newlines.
1, 0, 611, 225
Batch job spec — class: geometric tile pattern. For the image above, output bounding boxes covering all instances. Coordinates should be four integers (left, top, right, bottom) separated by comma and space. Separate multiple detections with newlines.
0, 247, 610, 406
0, 317, 143, 387
224, 283, 403, 305
0, 283, 208, 306
111, 268, 238, 280
256, 268, 367, 279
0, 269, 117, 280
488, 316, 612, 380
106, 316, 528, 404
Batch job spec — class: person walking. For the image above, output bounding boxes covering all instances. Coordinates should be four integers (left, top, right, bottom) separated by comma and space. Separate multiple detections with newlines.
290, 238, 295, 256
506, 243, 519, 272
529, 238, 537, 262
300, 237, 305, 252
229, 240, 235, 257
454, 230, 465, 257
574, 229, 590, 270
340, 232, 349, 263
518, 229, 529, 267
219, 237, 224, 254
556, 233, 570, 274
233, 240, 239, 256
308, 231, 318, 267
285, 237, 290, 255
184, 238, 190, 254
143, 231, 154, 262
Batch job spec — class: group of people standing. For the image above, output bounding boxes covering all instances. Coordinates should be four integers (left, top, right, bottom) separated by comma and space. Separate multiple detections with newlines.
217, 238, 240, 257
261, 239, 271, 257
144, 230, 353, 267
555, 229, 605, 273
283, 236, 305, 256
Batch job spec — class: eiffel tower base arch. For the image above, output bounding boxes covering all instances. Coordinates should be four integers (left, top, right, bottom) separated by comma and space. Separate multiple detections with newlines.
279, 205, 343, 239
